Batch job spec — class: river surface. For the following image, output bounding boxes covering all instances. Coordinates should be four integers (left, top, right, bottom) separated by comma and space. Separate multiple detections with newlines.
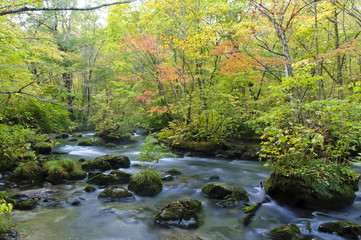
10, 131, 361, 240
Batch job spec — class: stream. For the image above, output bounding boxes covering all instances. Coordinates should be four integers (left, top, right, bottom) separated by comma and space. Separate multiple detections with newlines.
9, 130, 361, 240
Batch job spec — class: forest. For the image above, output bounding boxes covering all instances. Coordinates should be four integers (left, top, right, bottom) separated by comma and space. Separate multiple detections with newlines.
1, 0, 361, 239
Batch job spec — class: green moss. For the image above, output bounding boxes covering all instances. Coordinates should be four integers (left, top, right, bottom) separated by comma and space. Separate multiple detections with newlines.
42, 159, 75, 184
128, 170, 162, 196
318, 221, 361, 239
154, 199, 202, 228
84, 185, 97, 192
12, 161, 44, 181
16, 199, 39, 210
98, 186, 135, 202
87, 173, 119, 185
217, 187, 249, 207
67, 170, 87, 180
265, 164, 359, 209
201, 183, 233, 199
172, 141, 227, 153
78, 139, 94, 146
110, 170, 132, 183
267, 224, 301, 240
165, 168, 182, 176
244, 203, 261, 214
72, 133, 83, 138
55, 133, 69, 139
81, 155, 130, 171
33, 142, 52, 155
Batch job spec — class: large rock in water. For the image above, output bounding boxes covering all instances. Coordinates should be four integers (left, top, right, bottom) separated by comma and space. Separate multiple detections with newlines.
265, 171, 359, 209
87, 171, 131, 185
82, 155, 130, 171
98, 186, 135, 202
128, 171, 162, 196
154, 199, 202, 229
267, 224, 301, 240
201, 183, 233, 199
318, 221, 361, 240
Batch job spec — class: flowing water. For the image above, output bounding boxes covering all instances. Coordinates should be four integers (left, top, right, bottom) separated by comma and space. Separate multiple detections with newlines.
10, 131, 361, 240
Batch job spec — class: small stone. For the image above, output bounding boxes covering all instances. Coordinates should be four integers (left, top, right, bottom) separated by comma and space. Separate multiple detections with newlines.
84, 185, 97, 192
318, 221, 361, 240
209, 175, 220, 180
161, 175, 174, 181
98, 186, 135, 202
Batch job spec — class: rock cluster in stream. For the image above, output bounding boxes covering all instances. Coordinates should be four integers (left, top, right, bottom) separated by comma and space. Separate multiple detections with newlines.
154, 199, 202, 229
201, 182, 249, 207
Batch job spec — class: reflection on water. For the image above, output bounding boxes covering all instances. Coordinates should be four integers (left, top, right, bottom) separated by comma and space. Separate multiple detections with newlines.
11, 131, 361, 240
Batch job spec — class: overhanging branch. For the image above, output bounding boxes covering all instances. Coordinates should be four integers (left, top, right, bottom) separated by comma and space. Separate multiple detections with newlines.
0, 1, 138, 16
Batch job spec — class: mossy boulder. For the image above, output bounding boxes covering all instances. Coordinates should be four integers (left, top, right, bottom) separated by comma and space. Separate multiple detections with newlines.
154, 199, 202, 229
16, 199, 39, 210
69, 138, 78, 142
78, 139, 94, 146
67, 170, 87, 180
110, 170, 132, 183
105, 143, 117, 148
55, 133, 69, 139
87, 173, 118, 185
72, 133, 83, 138
98, 129, 132, 143
98, 186, 135, 202
95, 155, 130, 169
165, 168, 182, 176
84, 185, 97, 192
217, 187, 249, 208
81, 155, 130, 171
265, 169, 359, 209
172, 141, 227, 155
209, 175, 220, 180
11, 194, 39, 210
128, 171, 163, 196
201, 183, 233, 199
318, 221, 361, 240
33, 142, 52, 155
42, 159, 75, 184
267, 223, 301, 240
12, 161, 45, 182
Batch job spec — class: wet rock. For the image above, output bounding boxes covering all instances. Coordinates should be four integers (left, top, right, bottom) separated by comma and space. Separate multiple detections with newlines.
128, 171, 162, 196
318, 221, 361, 240
161, 175, 174, 181
55, 133, 69, 139
11, 194, 38, 210
78, 158, 86, 163
209, 175, 220, 181
98, 186, 135, 202
87, 173, 119, 185
0, 230, 20, 240
87, 171, 131, 185
154, 199, 202, 229
33, 142, 52, 155
67, 170, 87, 180
105, 143, 117, 148
217, 187, 249, 208
72, 133, 83, 138
69, 138, 78, 142
81, 154, 130, 171
267, 223, 301, 240
78, 139, 94, 146
84, 185, 97, 192
265, 169, 359, 209
110, 170, 132, 183
165, 168, 182, 176
71, 198, 81, 206
95, 155, 130, 169
240, 148, 259, 161
201, 183, 233, 199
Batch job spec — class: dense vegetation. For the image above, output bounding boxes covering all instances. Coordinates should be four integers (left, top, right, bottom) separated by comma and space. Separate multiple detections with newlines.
1, 0, 361, 233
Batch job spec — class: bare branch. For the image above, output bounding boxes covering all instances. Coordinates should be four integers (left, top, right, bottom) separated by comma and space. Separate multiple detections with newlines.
0, 1, 138, 16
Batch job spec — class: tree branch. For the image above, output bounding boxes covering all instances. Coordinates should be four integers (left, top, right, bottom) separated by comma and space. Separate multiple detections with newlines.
0, 1, 137, 16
